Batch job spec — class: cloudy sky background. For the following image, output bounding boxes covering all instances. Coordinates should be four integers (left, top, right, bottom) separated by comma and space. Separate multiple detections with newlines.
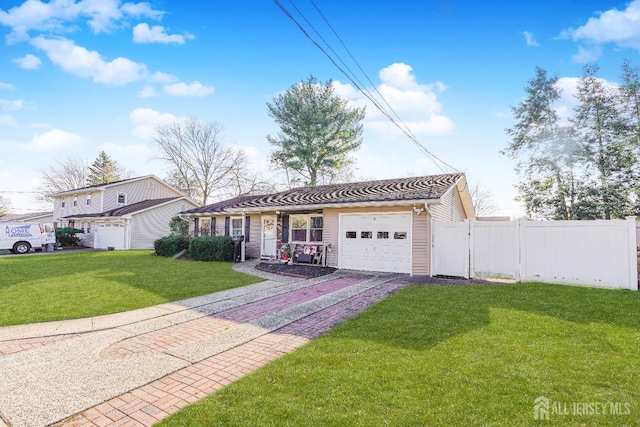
2, 0, 640, 216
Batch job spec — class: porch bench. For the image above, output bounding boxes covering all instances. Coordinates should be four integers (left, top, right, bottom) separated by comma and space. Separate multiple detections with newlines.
294, 244, 323, 265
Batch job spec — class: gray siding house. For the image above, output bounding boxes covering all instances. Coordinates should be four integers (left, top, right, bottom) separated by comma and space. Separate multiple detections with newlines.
51, 175, 199, 250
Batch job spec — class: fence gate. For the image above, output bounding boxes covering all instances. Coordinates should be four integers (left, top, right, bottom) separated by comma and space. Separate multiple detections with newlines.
432, 221, 469, 278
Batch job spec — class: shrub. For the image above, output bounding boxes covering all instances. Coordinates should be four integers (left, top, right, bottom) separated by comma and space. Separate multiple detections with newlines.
55, 227, 84, 246
154, 235, 191, 257
189, 236, 234, 262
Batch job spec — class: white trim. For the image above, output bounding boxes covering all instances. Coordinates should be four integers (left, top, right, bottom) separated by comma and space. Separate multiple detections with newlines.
225, 199, 441, 215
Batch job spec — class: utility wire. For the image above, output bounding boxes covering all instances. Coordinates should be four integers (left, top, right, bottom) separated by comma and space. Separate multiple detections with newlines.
274, 0, 459, 173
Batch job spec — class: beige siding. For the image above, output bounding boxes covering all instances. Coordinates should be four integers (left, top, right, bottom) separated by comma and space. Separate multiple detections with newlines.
130, 199, 198, 249
323, 210, 339, 267
431, 187, 466, 222
53, 190, 105, 223
412, 210, 431, 275
103, 177, 183, 211
245, 215, 261, 259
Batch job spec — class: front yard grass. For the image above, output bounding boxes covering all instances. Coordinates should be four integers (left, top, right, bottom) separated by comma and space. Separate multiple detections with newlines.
0, 250, 262, 326
159, 283, 640, 426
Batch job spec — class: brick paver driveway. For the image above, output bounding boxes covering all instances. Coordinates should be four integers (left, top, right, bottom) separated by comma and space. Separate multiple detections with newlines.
0, 265, 410, 427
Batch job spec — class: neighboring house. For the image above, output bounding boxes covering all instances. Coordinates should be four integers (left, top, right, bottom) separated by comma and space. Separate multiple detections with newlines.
51, 175, 199, 250
2, 211, 54, 224
182, 173, 475, 275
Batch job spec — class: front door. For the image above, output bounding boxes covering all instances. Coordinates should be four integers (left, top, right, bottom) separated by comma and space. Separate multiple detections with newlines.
261, 216, 277, 259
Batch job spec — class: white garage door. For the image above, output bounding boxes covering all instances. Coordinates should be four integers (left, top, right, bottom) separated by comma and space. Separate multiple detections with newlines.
96, 223, 126, 249
340, 213, 411, 273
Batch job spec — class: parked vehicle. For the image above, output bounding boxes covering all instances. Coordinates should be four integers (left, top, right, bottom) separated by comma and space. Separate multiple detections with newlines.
0, 222, 56, 254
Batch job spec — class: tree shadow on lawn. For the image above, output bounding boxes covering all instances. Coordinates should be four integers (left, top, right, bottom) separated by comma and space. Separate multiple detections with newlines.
326, 282, 640, 351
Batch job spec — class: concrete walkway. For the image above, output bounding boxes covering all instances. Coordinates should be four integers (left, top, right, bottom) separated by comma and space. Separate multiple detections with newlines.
0, 262, 408, 427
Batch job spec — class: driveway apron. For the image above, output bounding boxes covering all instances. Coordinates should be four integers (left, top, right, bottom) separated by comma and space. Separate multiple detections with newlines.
0, 263, 407, 427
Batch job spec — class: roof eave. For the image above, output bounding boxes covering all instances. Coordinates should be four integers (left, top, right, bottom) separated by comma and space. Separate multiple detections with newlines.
218, 198, 443, 214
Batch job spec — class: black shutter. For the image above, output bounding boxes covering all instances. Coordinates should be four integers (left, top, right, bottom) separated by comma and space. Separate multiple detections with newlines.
281, 214, 289, 243
211, 217, 216, 235
244, 216, 250, 242
194, 218, 200, 236
224, 216, 230, 236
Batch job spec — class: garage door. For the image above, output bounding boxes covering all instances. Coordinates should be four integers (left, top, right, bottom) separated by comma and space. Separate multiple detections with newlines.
96, 223, 126, 249
340, 213, 411, 273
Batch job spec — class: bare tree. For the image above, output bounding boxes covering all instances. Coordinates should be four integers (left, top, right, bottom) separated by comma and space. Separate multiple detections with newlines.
153, 119, 246, 205
470, 181, 498, 217
39, 157, 89, 199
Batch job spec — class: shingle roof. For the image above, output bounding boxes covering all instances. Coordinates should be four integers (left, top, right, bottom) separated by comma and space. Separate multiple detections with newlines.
49, 175, 157, 197
185, 173, 463, 214
1, 211, 53, 221
62, 198, 181, 219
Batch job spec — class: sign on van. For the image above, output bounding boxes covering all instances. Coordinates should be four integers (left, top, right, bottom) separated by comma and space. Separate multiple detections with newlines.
5, 225, 33, 238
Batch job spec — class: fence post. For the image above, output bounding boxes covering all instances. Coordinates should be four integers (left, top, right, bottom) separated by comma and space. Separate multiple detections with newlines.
517, 219, 526, 282
468, 220, 475, 279
626, 216, 638, 291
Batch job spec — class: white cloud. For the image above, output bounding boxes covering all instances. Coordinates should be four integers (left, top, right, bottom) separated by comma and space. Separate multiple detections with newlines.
99, 141, 153, 158
0, 82, 14, 90
133, 23, 194, 44
129, 107, 184, 139
25, 128, 87, 152
561, 0, 640, 60
335, 62, 454, 136
12, 53, 42, 69
0, 0, 165, 41
163, 81, 215, 97
150, 71, 178, 83
0, 114, 17, 126
523, 31, 539, 47
138, 85, 158, 98
30, 35, 148, 85
0, 99, 23, 111
571, 45, 603, 63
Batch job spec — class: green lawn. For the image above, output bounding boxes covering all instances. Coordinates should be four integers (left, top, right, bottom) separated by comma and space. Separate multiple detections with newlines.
0, 250, 262, 326
159, 283, 640, 426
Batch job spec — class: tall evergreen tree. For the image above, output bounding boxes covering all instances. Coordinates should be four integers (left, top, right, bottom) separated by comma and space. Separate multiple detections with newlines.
267, 75, 365, 186
503, 67, 581, 219
572, 64, 634, 219
87, 151, 120, 185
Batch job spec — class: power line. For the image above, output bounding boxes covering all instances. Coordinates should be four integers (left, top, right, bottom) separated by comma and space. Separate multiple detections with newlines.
273, 0, 459, 173
0, 191, 43, 194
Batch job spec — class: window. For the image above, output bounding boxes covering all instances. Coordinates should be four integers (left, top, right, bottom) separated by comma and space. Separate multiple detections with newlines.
87, 193, 91, 206
361, 231, 372, 239
117, 193, 126, 204
231, 218, 243, 236
345, 231, 357, 239
291, 216, 307, 241
394, 232, 407, 239
61, 197, 66, 208
290, 215, 323, 242
73, 195, 78, 207
377, 231, 389, 239
310, 216, 323, 242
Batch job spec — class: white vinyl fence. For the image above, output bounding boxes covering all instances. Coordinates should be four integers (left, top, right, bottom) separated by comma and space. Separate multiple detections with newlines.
432, 217, 638, 290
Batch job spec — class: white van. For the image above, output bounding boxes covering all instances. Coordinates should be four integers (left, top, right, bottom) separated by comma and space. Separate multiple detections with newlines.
0, 222, 56, 254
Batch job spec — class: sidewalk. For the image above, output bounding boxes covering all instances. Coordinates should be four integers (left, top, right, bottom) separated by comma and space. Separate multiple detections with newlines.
0, 262, 407, 427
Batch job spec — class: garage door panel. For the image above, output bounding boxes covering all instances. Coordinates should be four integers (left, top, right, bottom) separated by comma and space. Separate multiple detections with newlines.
96, 223, 126, 249
340, 213, 411, 273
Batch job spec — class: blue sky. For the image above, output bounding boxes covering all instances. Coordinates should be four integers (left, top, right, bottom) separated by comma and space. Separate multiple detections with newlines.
1, 0, 639, 216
